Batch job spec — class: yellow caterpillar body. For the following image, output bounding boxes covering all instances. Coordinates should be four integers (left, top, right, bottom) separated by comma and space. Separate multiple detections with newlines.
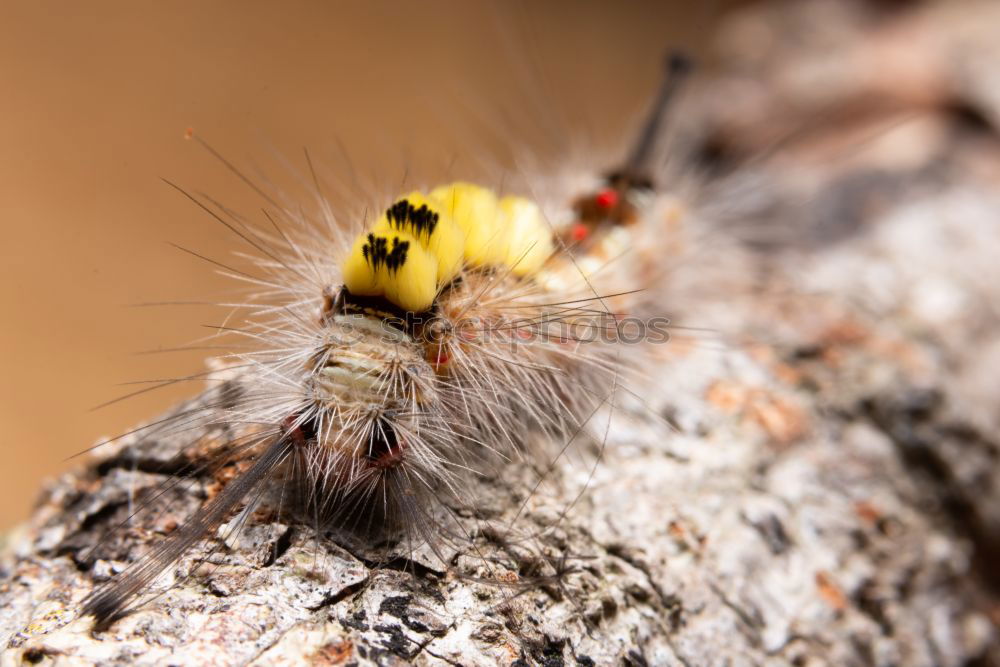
343, 183, 554, 313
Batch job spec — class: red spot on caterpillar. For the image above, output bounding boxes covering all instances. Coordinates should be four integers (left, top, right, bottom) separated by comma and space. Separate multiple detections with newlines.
282, 413, 316, 445
370, 437, 406, 470
595, 188, 618, 209
570, 223, 590, 242
430, 346, 449, 369
184, 127, 195, 140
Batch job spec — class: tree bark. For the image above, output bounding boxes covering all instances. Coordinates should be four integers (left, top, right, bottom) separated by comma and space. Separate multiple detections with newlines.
4, 1, 1000, 664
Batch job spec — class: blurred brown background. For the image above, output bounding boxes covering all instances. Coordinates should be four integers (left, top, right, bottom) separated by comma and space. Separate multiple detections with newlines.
0, 1, 741, 529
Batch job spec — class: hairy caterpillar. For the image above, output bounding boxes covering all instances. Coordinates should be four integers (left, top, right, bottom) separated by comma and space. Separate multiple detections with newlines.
10, 3, 1000, 664
75, 54, 691, 628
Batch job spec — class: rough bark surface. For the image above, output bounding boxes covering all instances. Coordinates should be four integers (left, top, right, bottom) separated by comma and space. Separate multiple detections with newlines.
3, 1, 1000, 665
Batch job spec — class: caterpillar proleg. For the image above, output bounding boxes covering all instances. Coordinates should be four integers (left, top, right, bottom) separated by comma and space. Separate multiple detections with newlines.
75, 52, 691, 629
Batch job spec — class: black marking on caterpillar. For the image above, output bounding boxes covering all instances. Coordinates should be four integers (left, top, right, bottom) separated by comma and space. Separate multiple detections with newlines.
334, 288, 430, 329
385, 198, 439, 239
361, 232, 410, 273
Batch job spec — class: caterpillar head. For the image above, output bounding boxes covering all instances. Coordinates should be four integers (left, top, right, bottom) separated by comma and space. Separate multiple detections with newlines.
305, 312, 439, 472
